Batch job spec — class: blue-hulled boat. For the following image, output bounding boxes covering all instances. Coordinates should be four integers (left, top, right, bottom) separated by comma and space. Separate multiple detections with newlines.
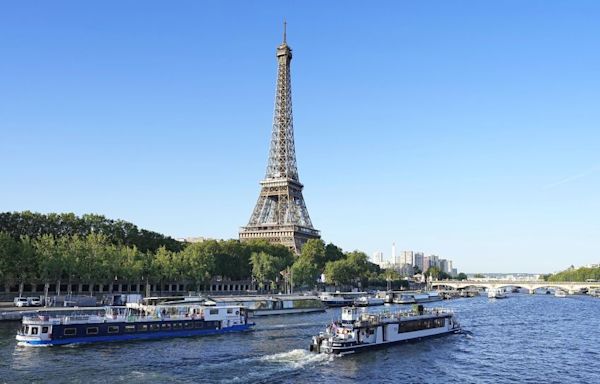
16, 303, 253, 346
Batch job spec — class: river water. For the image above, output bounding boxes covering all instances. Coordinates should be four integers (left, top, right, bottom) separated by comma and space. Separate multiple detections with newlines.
0, 294, 599, 384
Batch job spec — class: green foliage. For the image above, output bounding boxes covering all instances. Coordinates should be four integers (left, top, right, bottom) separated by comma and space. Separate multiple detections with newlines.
383, 269, 400, 281
289, 239, 325, 288
0, 212, 382, 292
181, 243, 217, 289
323, 250, 375, 286
425, 266, 440, 280
0, 232, 20, 283
250, 251, 289, 287
473, 273, 485, 278
0, 211, 181, 253
324, 259, 354, 286
546, 266, 600, 282
291, 255, 320, 288
300, 239, 326, 269
457, 272, 468, 281
324, 243, 344, 264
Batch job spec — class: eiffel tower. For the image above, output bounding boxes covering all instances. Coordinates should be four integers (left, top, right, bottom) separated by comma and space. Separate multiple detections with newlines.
239, 23, 320, 253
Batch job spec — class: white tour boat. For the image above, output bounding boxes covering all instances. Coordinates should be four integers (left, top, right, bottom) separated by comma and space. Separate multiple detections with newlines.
487, 288, 507, 299
390, 291, 443, 304
554, 290, 567, 298
353, 296, 385, 307
310, 305, 461, 355
319, 292, 367, 307
207, 295, 325, 316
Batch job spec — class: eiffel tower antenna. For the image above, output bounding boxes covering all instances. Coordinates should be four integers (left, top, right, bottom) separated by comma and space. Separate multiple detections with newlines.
239, 25, 320, 253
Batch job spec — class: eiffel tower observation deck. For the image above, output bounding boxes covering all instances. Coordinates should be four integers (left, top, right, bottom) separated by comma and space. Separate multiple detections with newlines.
239, 24, 320, 253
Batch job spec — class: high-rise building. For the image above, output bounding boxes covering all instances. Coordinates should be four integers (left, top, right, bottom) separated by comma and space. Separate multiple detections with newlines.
239, 24, 320, 253
372, 251, 384, 264
400, 251, 414, 266
439, 259, 449, 274
391, 242, 397, 264
414, 252, 424, 272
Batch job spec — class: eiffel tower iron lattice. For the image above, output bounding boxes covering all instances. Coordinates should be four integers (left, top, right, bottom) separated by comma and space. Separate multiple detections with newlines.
239, 24, 320, 253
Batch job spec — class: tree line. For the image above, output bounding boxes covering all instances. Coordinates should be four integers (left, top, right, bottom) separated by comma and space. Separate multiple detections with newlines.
0, 211, 182, 253
0, 212, 394, 296
543, 265, 600, 282
1, 212, 473, 296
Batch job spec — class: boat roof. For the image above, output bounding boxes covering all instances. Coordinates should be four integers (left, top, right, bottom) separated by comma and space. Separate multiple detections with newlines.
208, 295, 319, 302
36, 306, 114, 312
322, 291, 368, 296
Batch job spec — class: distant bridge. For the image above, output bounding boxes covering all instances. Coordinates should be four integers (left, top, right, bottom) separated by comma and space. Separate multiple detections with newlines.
430, 280, 600, 294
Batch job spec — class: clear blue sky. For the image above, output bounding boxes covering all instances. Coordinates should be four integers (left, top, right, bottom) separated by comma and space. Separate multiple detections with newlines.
1, 1, 599, 273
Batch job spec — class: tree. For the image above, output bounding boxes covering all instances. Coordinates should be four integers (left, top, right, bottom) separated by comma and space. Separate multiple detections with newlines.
16, 237, 38, 297
250, 251, 281, 289
291, 256, 320, 289
33, 234, 65, 301
324, 259, 354, 286
0, 232, 19, 291
300, 239, 326, 269
426, 266, 441, 280
383, 269, 400, 290
456, 272, 468, 281
153, 246, 176, 292
181, 242, 216, 292
324, 243, 344, 264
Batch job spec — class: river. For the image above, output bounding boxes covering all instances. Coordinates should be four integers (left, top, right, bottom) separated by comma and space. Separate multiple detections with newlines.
0, 294, 599, 383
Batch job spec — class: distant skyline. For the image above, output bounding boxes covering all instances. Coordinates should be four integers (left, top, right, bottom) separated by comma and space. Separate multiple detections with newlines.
1, 1, 599, 273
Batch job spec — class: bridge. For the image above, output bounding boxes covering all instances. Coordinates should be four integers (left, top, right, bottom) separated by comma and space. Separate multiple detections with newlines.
430, 280, 600, 294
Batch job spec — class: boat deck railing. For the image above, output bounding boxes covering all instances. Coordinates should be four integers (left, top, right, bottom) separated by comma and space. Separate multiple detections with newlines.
22, 313, 209, 325
350, 307, 453, 325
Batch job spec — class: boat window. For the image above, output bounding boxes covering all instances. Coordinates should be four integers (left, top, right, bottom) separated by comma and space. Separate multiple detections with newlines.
108, 326, 120, 333
227, 308, 233, 314
184, 322, 193, 329
173, 323, 182, 329
138, 324, 148, 332
31, 327, 39, 335
161, 323, 171, 330
434, 318, 445, 328
124, 325, 136, 333
41, 326, 49, 334
24, 325, 29, 334
150, 324, 160, 331
64, 328, 77, 336
86, 327, 99, 335
209, 309, 219, 315
195, 321, 203, 329
398, 318, 445, 333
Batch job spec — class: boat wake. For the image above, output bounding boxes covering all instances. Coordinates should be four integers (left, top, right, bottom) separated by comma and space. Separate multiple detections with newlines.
221, 349, 333, 383
259, 348, 332, 368
256, 322, 317, 331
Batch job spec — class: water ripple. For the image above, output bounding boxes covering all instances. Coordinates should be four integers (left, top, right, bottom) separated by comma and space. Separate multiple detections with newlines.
1, 295, 599, 383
